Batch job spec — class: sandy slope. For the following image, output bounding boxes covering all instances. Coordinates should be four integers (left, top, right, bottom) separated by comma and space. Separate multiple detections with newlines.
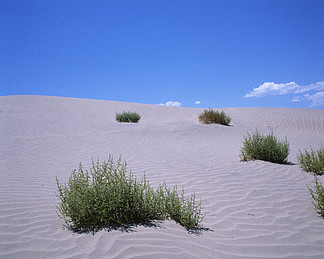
1, 95, 324, 258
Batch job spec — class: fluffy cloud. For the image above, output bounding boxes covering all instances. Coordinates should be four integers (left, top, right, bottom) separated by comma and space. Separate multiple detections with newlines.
159, 101, 181, 107
244, 81, 324, 107
305, 92, 324, 107
296, 82, 324, 93
291, 96, 301, 102
244, 82, 298, 97
195, 101, 201, 104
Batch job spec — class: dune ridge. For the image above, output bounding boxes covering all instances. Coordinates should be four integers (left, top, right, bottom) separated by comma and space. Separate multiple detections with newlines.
1, 95, 324, 258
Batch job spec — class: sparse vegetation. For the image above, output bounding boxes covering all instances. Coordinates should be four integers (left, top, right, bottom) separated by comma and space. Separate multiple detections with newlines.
308, 176, 324, 217
297, 146, 324, 175
198, 109, 231, 126
240, 129, 290, 164
115, 111, 141, 123
56, 156, 204, 232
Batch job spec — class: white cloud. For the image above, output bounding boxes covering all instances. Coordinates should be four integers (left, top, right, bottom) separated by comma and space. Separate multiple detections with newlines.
305, 92, 324, 107
245, 81, 324, 98
244, 81, 324, 107
195, 101, 201, 104
296, 81, 324, 93
244, 82, 299, 97
159, 101, 181, 107
291, 96, 301, 102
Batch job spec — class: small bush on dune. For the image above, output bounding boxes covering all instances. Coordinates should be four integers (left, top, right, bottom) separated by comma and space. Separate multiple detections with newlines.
198, 109, 231, 126
56, 156, 204, 232
115, 111, 141, 123
298, 146, 324, 175
240, 129, 290, 164
308, 177, 324, 217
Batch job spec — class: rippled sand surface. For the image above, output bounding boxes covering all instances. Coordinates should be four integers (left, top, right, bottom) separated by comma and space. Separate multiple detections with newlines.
1, 95, 324, 258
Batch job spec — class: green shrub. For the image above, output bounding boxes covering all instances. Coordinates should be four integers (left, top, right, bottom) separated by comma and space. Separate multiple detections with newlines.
307, 177, 324, 217
240, 129, 290, 164
115, 111, 141, 123
198, 109, 231, 126
297, 146, 324, 175
56, 156, 204, 232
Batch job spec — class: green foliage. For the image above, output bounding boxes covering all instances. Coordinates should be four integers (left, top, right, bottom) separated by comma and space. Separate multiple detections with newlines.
308, 177, 324, 217
240, 129, 290, 164
198, 109, 231, 126
115, 111, 141, 123
56, 156, 204, 232
297, 146, 324, 175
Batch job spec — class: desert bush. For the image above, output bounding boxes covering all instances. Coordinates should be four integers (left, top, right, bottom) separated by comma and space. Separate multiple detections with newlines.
308, 177, 324, 217
297, 146, 324, 175
240, 129, 290, 164
198, 109, 231, 126
115, 111, 141, 123
56, 156, 204, 232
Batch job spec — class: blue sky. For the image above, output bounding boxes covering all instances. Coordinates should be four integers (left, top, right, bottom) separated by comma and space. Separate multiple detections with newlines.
1, 0, 324, 108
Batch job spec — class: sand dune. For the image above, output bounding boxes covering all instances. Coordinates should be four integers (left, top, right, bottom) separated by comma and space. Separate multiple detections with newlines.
1, 95, 324, 258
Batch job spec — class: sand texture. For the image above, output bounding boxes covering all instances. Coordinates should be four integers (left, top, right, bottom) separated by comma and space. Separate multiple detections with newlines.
1, 95, 324, 258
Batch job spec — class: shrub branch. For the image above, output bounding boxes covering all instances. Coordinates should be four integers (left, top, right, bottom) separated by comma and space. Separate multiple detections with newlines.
298, 146, 324, 175
198, 109, 231, 126
240, 129, 290, 164
56, 156, 204, 232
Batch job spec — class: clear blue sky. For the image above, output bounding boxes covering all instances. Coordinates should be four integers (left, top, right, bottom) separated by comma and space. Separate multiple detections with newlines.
1, 0, 324, 108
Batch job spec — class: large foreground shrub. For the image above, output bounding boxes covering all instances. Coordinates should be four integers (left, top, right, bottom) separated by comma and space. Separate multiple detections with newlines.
308, 177, 324, 217
115, 111, 141, 123
198, 109, 231, 126
298, 146, 324, 175
56, 156, 204, 232
240, 129, 290, 164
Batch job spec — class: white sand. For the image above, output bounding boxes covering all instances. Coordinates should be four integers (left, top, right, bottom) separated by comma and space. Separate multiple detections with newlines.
1, 95, 324, 258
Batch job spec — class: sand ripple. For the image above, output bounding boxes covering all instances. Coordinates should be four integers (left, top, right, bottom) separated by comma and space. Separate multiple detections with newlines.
1, 96, 324, 258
